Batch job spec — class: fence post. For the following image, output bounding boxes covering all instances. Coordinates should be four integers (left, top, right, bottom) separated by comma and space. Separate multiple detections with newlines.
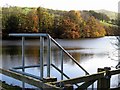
64, 84, 73, 90
47, 35, 51, 77
22, 36, 25, 90
61, 50, 63, 80
40, 37, 44, 79
97, 67, 111, 90
22, 36, 25, 72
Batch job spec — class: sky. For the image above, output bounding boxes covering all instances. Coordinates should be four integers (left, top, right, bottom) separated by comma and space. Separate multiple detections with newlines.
1, 0, 120, 12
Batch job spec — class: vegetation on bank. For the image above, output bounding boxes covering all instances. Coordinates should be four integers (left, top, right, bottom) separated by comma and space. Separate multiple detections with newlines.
0, 80, 34, 90
1, 6, 119, 39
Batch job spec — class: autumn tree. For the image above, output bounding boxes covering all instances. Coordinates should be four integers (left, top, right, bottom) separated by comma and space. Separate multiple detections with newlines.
59, 18, 80, 39
83, 16, 106, 37
52, 15, 63, 38
37, 7, 54, 33
26, 10, 39, 32
65, 10, 83, 24
17, 9, 39, 33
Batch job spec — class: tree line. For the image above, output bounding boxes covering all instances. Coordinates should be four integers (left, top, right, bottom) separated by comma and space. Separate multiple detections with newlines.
2, 6, 119, 39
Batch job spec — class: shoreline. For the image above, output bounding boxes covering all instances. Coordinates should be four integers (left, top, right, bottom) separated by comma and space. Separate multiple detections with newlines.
0, 80, 36, 90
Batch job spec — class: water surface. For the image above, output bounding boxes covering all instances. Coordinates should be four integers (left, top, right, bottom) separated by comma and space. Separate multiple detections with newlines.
1, 36, 119, 89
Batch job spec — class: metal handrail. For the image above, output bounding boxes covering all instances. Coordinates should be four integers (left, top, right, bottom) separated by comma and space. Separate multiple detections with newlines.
9, 33, 49, 37
48, 35, 89, 75
9, 33, 89, 80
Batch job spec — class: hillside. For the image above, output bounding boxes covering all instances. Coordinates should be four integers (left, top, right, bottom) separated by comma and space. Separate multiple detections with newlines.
95, 9, 118, 20
2, 6, 120, 39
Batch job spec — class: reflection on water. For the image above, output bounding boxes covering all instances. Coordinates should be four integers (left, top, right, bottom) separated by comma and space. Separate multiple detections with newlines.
1, 36, 120, 89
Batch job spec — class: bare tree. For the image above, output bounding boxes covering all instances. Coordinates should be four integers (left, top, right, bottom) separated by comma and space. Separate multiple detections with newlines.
116, 36, 120, 69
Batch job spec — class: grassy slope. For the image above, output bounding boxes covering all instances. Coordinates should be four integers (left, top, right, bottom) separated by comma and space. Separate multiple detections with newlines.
100, 21, 118, 27
95, 9, 118, 20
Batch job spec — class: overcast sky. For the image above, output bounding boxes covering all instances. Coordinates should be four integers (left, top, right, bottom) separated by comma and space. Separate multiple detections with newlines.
1, 0, 120, 12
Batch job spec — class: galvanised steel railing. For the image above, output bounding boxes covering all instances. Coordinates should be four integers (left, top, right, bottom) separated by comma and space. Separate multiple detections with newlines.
9, 33, 89, 81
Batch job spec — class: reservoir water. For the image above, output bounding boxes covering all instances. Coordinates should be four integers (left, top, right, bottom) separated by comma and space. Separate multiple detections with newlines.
0, 36, 119, 89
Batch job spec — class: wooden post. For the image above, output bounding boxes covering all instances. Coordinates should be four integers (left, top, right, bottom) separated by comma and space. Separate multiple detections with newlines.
55, 82, 73, 90
64, 84, 73, 90
97, 67, 111, 90
43, 77, 57, 83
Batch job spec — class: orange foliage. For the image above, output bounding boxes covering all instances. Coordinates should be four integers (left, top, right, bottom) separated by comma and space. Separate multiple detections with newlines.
60, 19, 80, 39
84, 16, 106, 37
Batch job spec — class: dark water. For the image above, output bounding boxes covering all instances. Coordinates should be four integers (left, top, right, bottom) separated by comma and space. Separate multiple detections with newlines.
0, 36, 119, 89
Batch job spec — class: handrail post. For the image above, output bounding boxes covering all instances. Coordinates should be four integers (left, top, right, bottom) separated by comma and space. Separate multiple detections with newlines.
61, 50, 63, 80
40, 37, 44, 79
97, 67, 111, 90
22, 36, 25, 72
22, 36, 25, 90
47, 35, 51, 77
9, 33, 90, 83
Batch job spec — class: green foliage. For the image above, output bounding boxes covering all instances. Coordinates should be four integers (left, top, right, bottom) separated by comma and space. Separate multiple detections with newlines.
3, 6, 119, 39
5, 14, 19, 32
3, 14, 20, 39
22, 9, 39, 33
37, 7, 54, 33
89, 10, 110, 22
